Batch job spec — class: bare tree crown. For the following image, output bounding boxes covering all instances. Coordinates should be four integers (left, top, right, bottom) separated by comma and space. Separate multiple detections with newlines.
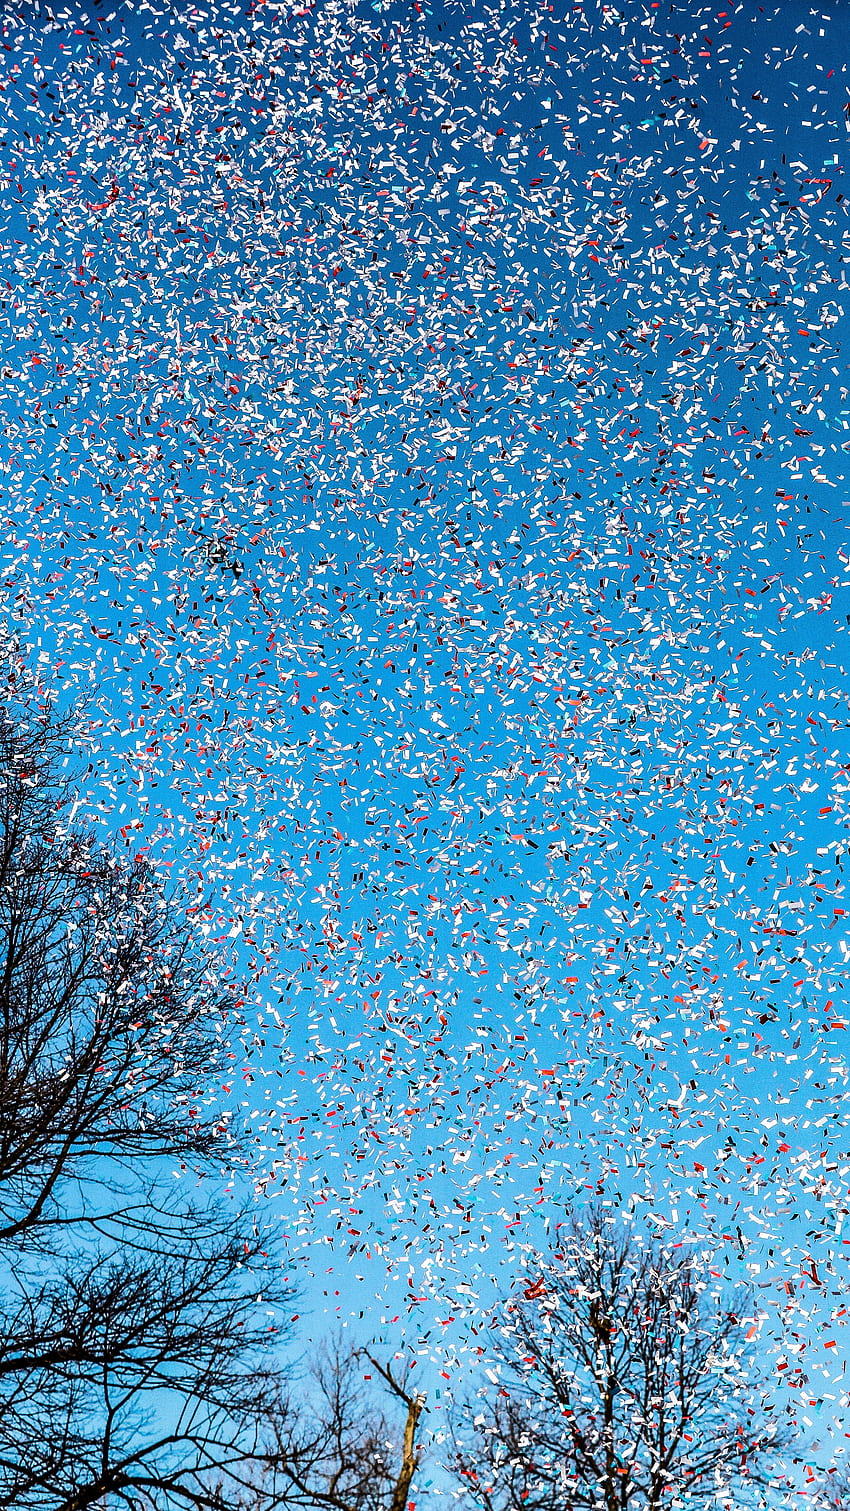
0, 702, 294, 1511
451, 1210, 787, 1511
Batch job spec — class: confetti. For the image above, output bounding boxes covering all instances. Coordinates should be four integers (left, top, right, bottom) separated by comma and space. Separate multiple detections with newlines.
0, 0, 847, 1468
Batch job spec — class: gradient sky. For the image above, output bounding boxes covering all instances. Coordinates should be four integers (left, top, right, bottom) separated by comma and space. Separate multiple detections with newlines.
1, 0, 849, 1480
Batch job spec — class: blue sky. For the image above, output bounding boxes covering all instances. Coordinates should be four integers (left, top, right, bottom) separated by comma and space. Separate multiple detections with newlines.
1, 0, 849, 1470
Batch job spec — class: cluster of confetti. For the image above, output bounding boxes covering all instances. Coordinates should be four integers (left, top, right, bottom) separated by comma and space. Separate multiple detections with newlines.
1, 0, 849, 1455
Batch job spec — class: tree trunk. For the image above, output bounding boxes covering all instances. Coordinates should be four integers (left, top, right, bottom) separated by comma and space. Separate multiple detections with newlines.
388, 1392, 424, 1511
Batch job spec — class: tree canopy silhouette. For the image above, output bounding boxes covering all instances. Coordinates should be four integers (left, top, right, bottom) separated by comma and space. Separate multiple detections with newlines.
450, 1209, 788, 1511
235, 1339, 427, 1511
0, 692, 292, 1511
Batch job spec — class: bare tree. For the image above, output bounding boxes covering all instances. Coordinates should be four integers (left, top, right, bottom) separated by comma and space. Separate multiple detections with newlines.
450, 1210, 788, 1511
0, 689, 294, 1510
237, 1338, 427, 1511
0, 1221, 291, 1511
0, 705, 240, 1252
